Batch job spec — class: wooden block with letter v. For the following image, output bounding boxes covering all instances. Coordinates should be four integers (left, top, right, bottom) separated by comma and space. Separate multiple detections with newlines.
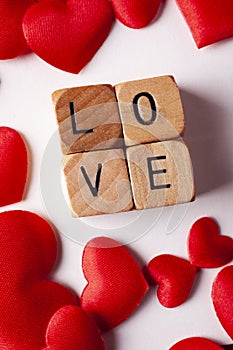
115, 76, 185, 146
52, 84, 123, 154
64, 148, 134, 217
126, 140, 195, 210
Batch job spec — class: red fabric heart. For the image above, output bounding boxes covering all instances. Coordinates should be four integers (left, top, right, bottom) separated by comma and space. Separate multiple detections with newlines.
22, 0, 114, 74
0, 210, 77, 349
176, 0, 233, 48
188, 217, 233, 268
147, 254, 196, 308
0, 127, 28, 207
212, 265, 233, 340
0, 0, 34, 59
81, 237, 148, 332
44, 305, 105, 350
170, 337, 224, 349
109, 0, 161, 29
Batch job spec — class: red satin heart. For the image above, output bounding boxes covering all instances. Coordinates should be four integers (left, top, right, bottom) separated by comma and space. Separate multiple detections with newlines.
22, 0, 114, 74
188, 217, 233, 268
109, 0, 162, 29
81, 237, 148, 332
212, 265, 233, 340
0, 210, 77, 349
0, 0, 34, 59
44, 305, 105, 350
176, 0, 233, 48
170, 337, 224, 349
0, 127, 28, 206
147, 254, 196, 308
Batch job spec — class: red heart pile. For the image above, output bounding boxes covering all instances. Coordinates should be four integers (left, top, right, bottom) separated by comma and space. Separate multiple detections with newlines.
1, 0, 232, 73
0, 210, 77, 349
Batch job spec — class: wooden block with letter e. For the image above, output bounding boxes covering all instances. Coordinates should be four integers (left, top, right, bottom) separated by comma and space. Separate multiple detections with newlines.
126, 140, 195, 210
115, 76, 185, 146
52, 84, 123, 155
63, 148, 133, 217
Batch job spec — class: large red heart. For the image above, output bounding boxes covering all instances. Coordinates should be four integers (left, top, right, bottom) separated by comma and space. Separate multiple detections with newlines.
0, 210, 77, 349
188, 217, 233, 268
0, 127, 28, 207
109, 0, 162, 29
147, 254, 196, 308
44, 305, 105, 350
169, 337, 224, 349
22, 0, 114, 74
176, 0, 233, 48
0, 0, 34, 59
212, 265, 233, 340
81, 237, 149, 332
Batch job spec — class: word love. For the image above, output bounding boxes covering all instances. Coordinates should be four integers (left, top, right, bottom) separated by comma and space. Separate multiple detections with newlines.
53, 76, 195, 217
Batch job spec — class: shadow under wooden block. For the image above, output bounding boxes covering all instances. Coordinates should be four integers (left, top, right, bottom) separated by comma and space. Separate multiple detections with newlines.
126, 140, 195, 210
52, 84, 123, 155
63, 149, 133, 217
115, 76, 185, 146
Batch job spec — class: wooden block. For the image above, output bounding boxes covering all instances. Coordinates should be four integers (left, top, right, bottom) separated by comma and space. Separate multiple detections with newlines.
126, 140, 195, 210
52, 84, 123, 155
64, 149, 133, 217
115, 76, 185, 146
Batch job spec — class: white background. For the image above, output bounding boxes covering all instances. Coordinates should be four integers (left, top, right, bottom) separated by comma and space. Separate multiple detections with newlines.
0, 0, 233, 349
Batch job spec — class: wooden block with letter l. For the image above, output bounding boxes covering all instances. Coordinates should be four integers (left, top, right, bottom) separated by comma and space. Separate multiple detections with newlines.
52, 84, 123, 155
115, 76, 185, 146
126, 140, 195, 210
63, 148, 134, 217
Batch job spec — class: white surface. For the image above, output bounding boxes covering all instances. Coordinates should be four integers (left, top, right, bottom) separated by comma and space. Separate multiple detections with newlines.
1, 0, 233, 348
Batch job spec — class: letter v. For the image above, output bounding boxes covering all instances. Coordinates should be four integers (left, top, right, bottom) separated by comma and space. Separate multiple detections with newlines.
80, 164, 103, 197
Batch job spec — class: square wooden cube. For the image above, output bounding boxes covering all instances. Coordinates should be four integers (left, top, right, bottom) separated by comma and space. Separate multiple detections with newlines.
126, 140, 195, 210
52, 84, 123, 155
64, 149, 134, 217
115, 76, 185, 146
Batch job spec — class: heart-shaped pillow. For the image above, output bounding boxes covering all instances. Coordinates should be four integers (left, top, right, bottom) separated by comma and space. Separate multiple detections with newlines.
0, 210, 77, 349
109, 0, 162, 28
188, 217, 233, 268
147, 254, 196, 308
81, 237, 148, 332
170, 337, 224, 349
0, 0, 34, 59
44, 305, 105, 350
0, 127, 28, 207
22, 0, 114, 74
212, 265, 233, 340
176, 0, 233, 48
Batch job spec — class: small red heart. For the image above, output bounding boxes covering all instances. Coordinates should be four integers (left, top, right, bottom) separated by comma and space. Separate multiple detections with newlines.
22, 0, 114, 74
170, 337, 224, 350
212, 265, 233, 340
176, 0, 233, 48
109, 0, 162, 29
81, 237, 148, 332
188, 217, 233, 268
0, 210, 77, 349
0, 0, 34, 59
44, 305, 105, 350
147, 254, 196, 308
0, 127, 28, 206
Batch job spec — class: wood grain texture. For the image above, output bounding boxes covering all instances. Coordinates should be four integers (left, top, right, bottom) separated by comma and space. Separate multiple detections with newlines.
52, 84, 123, 155
115, 76, 185, 146
126, 140, 195, 210
64, 149, 133, 217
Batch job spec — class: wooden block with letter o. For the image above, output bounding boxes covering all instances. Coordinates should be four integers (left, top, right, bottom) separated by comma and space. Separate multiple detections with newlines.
52, 84, 123, 155
63, 148, 134, 217
126, 140, 195, 210
115, 76, 185, 146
